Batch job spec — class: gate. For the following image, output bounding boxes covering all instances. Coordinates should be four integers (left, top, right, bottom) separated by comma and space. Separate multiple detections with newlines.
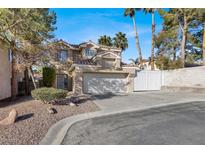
134, 70, 163, 91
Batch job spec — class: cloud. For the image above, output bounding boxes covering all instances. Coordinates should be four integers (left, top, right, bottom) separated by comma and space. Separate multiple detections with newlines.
125, 25, 152, 39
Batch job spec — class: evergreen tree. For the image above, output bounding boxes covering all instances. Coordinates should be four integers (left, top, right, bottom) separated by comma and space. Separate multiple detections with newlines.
0, 8, 56, 98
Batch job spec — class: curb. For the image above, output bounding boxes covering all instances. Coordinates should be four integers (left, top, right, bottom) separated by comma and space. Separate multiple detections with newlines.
40, 99, 205, 145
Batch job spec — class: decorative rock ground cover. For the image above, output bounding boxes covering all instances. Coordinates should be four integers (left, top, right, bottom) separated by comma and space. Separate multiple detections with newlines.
0, 96, 99, 145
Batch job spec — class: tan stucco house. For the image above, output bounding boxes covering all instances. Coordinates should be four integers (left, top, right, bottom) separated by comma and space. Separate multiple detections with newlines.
54, 40, 136, 95
0, 41, 26, 101
0, 42, 12, 100
0, 39, 137, 100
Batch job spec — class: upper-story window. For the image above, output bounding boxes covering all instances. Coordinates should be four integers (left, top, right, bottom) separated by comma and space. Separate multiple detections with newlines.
83, 48, 96, 59
8, 49, 12, 62
58, 50, 68, 62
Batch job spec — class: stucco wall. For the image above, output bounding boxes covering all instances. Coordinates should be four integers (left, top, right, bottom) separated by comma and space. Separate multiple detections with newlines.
0, 48, 12, 100
162, 66, 205, 87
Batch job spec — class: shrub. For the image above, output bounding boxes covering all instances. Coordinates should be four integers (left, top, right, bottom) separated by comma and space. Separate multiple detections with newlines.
156, 55, 183, 70
31, 87, 68, 103
156, 56, 169, 70
43, 67, 56, 87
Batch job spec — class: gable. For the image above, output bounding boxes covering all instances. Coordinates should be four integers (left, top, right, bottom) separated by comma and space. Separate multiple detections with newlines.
79, 41, 98, 49
96, 52, 120, 59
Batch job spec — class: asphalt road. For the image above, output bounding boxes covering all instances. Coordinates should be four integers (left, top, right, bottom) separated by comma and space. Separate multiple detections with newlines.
62, 101, 205, 145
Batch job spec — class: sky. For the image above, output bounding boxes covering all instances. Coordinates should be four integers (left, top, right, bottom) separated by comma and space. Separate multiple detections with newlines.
52, 8, 164, 63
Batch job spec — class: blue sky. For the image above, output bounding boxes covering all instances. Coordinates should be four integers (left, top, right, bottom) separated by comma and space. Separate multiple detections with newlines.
52, 8, 163, 63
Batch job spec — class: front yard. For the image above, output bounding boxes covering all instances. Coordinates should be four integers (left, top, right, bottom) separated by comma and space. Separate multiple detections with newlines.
0, 96, 99, 145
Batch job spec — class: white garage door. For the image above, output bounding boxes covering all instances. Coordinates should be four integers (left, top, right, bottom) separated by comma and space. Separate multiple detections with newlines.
83, 73, 128, 95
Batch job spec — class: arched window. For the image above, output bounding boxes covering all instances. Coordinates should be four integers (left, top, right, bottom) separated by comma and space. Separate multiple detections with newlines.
83, 48, 96, 58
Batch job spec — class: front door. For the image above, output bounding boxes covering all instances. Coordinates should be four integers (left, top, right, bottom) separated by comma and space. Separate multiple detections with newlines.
56, 74, 68, 90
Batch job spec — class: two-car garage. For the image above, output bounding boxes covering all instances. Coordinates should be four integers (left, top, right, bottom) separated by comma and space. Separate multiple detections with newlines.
83, 72, 128, 95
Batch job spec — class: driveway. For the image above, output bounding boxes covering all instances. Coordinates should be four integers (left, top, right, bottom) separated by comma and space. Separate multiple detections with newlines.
92, 91, 205, 112
40, 92, 205, 145
62, 101, 205, 145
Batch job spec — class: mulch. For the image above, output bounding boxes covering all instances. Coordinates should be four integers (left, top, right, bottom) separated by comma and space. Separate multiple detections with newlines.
0, 96, 99, 145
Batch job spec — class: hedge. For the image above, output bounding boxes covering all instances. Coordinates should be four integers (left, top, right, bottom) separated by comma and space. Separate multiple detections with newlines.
31, 87, 68, 103
43, 67, 56, 87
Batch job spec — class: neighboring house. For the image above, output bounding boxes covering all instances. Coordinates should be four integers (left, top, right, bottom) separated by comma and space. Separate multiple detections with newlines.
0, 41, 12, 100
129, 59, 159, 70
54, 40, 136, 95
141, 59, 159, 70
0, 41, 26, 100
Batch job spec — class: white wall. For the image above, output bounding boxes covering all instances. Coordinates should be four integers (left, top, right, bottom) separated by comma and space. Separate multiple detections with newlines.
162, 66, 205, 87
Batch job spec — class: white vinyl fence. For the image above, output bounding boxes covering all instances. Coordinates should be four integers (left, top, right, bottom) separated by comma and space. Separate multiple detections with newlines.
134, 70, 163, 91
133, 66, 205, 91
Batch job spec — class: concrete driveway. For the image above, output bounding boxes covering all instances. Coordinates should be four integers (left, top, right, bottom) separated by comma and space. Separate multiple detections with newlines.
40, 92, 205, 145
62, 101, 205, 145
92, 91, 205, 112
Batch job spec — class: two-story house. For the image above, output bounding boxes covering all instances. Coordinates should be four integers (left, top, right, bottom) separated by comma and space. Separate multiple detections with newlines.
54, 40, 136, 95
0, 39, 136, 100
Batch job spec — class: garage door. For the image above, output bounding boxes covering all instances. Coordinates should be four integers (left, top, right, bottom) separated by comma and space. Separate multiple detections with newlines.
83, 73, 128, 95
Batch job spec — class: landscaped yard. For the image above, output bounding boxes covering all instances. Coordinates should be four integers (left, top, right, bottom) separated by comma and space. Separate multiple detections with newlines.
0, 96, 99, 145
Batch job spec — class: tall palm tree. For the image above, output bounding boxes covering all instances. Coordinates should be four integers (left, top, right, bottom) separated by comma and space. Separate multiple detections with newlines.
124, 8, 143, 65
98, 35, 113, 46
143, 8, 156, 70
113, 32, 128, 51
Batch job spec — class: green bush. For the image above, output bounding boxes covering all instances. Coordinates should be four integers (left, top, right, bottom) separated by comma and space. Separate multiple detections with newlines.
43, 67, 56, 87
31, 87, 68, 103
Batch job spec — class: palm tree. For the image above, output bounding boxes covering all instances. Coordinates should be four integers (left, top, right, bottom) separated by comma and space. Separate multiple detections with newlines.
129, 58, 139, 65
113, 32, 128, 51
143, 8, 156, 70
124, 8, 143, 65
98, 35, 113, 46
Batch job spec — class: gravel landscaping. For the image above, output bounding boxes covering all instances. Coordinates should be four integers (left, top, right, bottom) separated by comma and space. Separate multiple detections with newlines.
0, 96, 99, 145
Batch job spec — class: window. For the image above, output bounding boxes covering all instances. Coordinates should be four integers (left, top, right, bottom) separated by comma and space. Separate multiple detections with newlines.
58, 50, 68, 62
83, 48, 96, 58
8, 49, 12, 62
